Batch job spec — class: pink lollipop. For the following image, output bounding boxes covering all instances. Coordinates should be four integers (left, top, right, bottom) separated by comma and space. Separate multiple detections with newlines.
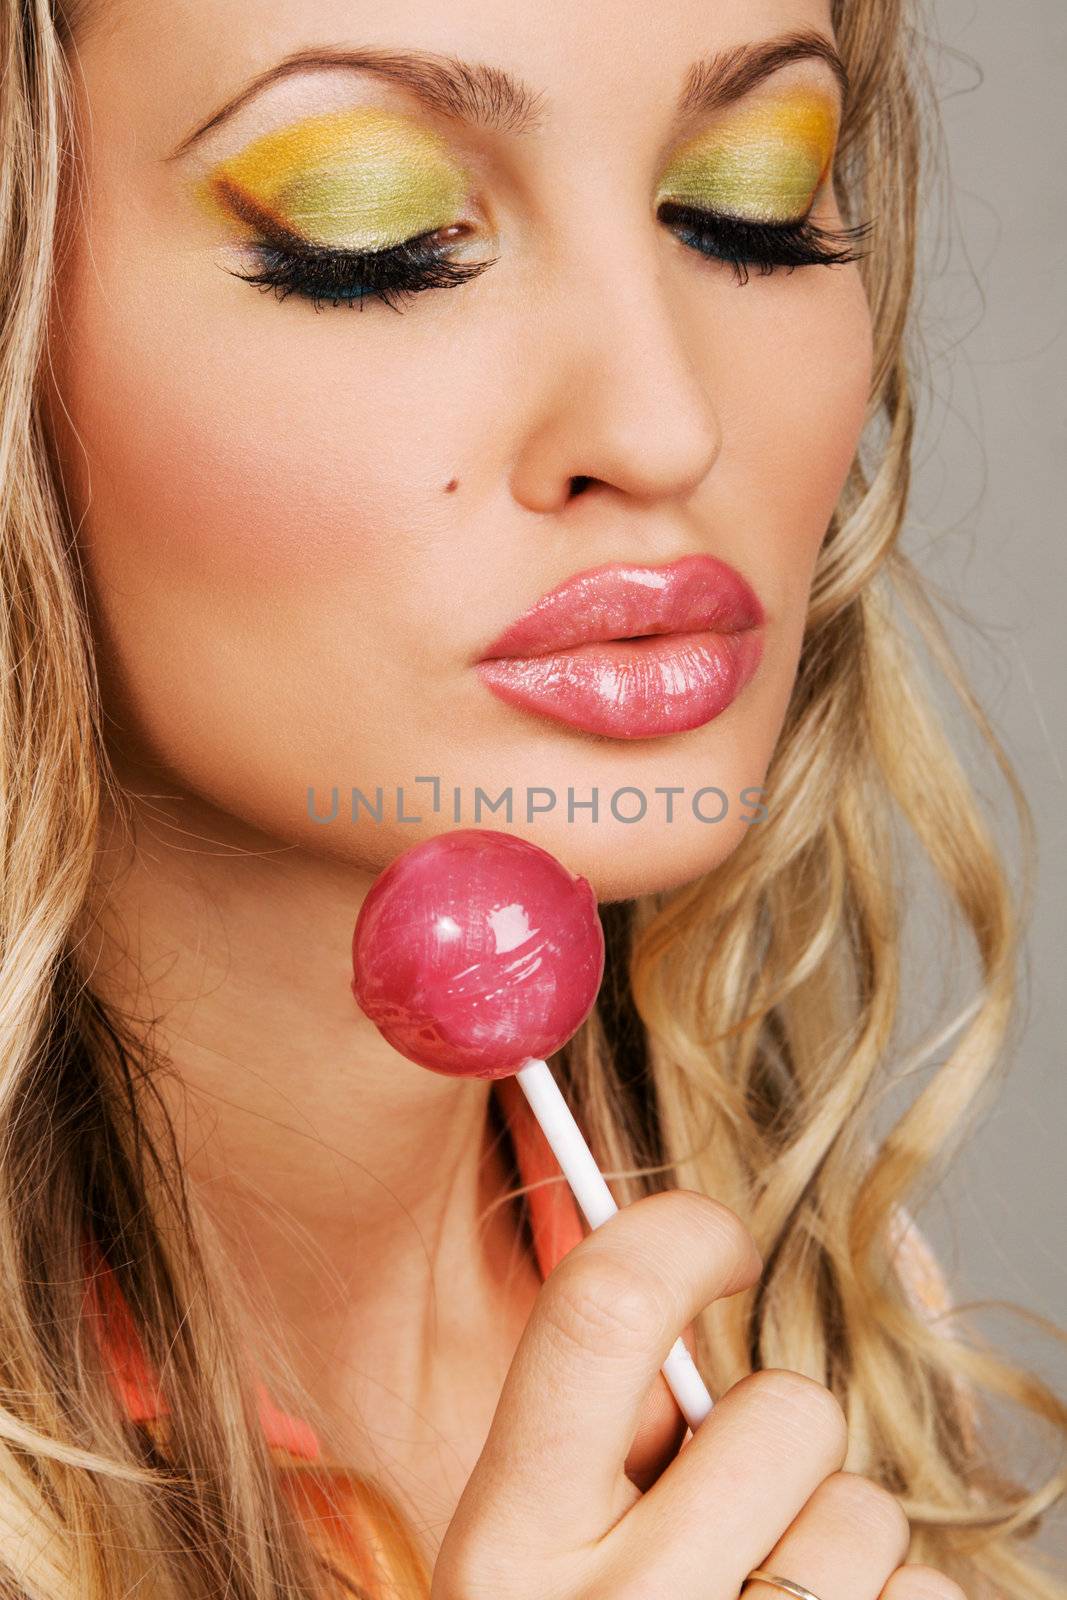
351, 827, 713, 1431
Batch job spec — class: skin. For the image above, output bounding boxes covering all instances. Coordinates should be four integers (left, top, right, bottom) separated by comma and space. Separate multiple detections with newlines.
38, 0, 956, 1591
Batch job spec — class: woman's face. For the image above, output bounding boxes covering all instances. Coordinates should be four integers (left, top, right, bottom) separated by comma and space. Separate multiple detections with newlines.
45, 0, 872, 902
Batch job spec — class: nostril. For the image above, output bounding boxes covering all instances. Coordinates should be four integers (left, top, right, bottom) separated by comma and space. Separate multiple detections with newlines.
570, 475, 593, 496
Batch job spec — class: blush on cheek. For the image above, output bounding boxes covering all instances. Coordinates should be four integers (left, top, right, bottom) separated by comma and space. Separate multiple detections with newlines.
72, 343, 362, 592
820, 279, 874, 472
57, 215, 438, 604
764, 275, 872, 533
808, 305, 872, 557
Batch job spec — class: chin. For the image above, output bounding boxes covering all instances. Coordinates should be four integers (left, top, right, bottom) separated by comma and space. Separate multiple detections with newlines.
312, 804, 764, 908
511, 809, 761, 904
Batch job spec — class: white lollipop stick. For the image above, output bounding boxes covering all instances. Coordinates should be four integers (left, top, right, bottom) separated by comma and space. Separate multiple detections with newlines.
515, 1056, 714, 1432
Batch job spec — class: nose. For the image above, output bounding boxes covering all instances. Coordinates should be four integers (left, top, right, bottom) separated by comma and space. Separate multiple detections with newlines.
507, 227, 724, 515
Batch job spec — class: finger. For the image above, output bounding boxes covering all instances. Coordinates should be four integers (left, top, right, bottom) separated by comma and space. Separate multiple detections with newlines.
623, 1321, 698, 1492
743, 1471, 912, 1600
458, 1189, 761, 1549
879, 1565, 967, 1600
600, 1369, 851, 1600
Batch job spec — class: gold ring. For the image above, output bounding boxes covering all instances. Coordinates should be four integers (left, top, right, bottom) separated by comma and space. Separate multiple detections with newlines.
743, 1570, 825, 1600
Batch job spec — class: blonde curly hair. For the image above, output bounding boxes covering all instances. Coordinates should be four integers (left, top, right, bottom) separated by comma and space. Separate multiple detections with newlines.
0, 0, 1063, 1595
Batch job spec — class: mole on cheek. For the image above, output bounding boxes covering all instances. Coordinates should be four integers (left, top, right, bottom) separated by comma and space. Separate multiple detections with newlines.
444, 478, 459, 493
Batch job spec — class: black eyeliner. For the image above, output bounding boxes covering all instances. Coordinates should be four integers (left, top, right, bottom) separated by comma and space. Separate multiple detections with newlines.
657, 200, 874, 285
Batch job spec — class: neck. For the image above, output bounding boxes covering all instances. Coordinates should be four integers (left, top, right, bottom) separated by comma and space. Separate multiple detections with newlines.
77, 765, 541, 1468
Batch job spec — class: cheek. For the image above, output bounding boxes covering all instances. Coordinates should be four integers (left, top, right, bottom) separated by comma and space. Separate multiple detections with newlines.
44, 206, 483, 819
744, 280, 869, 482
61, 281, 430, 597
46, 207, 485, 782
712, 264, 873, 602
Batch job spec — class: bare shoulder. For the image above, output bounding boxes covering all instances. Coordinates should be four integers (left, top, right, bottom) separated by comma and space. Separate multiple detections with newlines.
888, 1204, 981, 1457
889, 1203, 955, 1320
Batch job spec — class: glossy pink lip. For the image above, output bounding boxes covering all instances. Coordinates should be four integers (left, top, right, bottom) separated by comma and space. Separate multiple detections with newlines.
474, 554, 765, 740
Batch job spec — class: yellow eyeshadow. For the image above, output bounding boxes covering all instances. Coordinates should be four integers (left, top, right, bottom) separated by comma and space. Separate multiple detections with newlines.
192, 106, 470, 251
655, 90, 838, 224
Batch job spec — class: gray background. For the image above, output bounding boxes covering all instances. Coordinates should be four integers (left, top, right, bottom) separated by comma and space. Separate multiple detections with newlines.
897, 0, 1065, 1469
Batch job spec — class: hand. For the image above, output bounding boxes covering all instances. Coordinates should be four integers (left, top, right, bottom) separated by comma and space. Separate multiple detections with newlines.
431, 1189, 965, 1600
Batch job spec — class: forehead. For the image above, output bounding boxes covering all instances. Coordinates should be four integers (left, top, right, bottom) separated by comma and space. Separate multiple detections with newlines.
70, 0, 835, 159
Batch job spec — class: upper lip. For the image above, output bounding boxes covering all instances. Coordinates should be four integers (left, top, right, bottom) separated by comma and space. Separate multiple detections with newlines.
476, 553, 765, 661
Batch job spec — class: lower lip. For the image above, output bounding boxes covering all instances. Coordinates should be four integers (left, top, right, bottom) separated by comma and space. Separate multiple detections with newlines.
475, 627, 764, 739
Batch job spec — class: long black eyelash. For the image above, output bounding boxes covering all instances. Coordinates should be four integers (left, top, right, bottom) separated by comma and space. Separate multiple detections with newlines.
226, 231, 496, 314
657, 200, 874, 285
227, 205, 874, 314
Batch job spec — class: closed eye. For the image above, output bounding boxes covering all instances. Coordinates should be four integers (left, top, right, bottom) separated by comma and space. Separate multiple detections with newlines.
223, 203, 872, 313
225, 224, 496, 314
657, 200, 873, 285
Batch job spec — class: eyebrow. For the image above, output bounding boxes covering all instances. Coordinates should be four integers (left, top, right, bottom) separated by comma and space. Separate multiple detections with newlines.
166, 29, 848, 162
